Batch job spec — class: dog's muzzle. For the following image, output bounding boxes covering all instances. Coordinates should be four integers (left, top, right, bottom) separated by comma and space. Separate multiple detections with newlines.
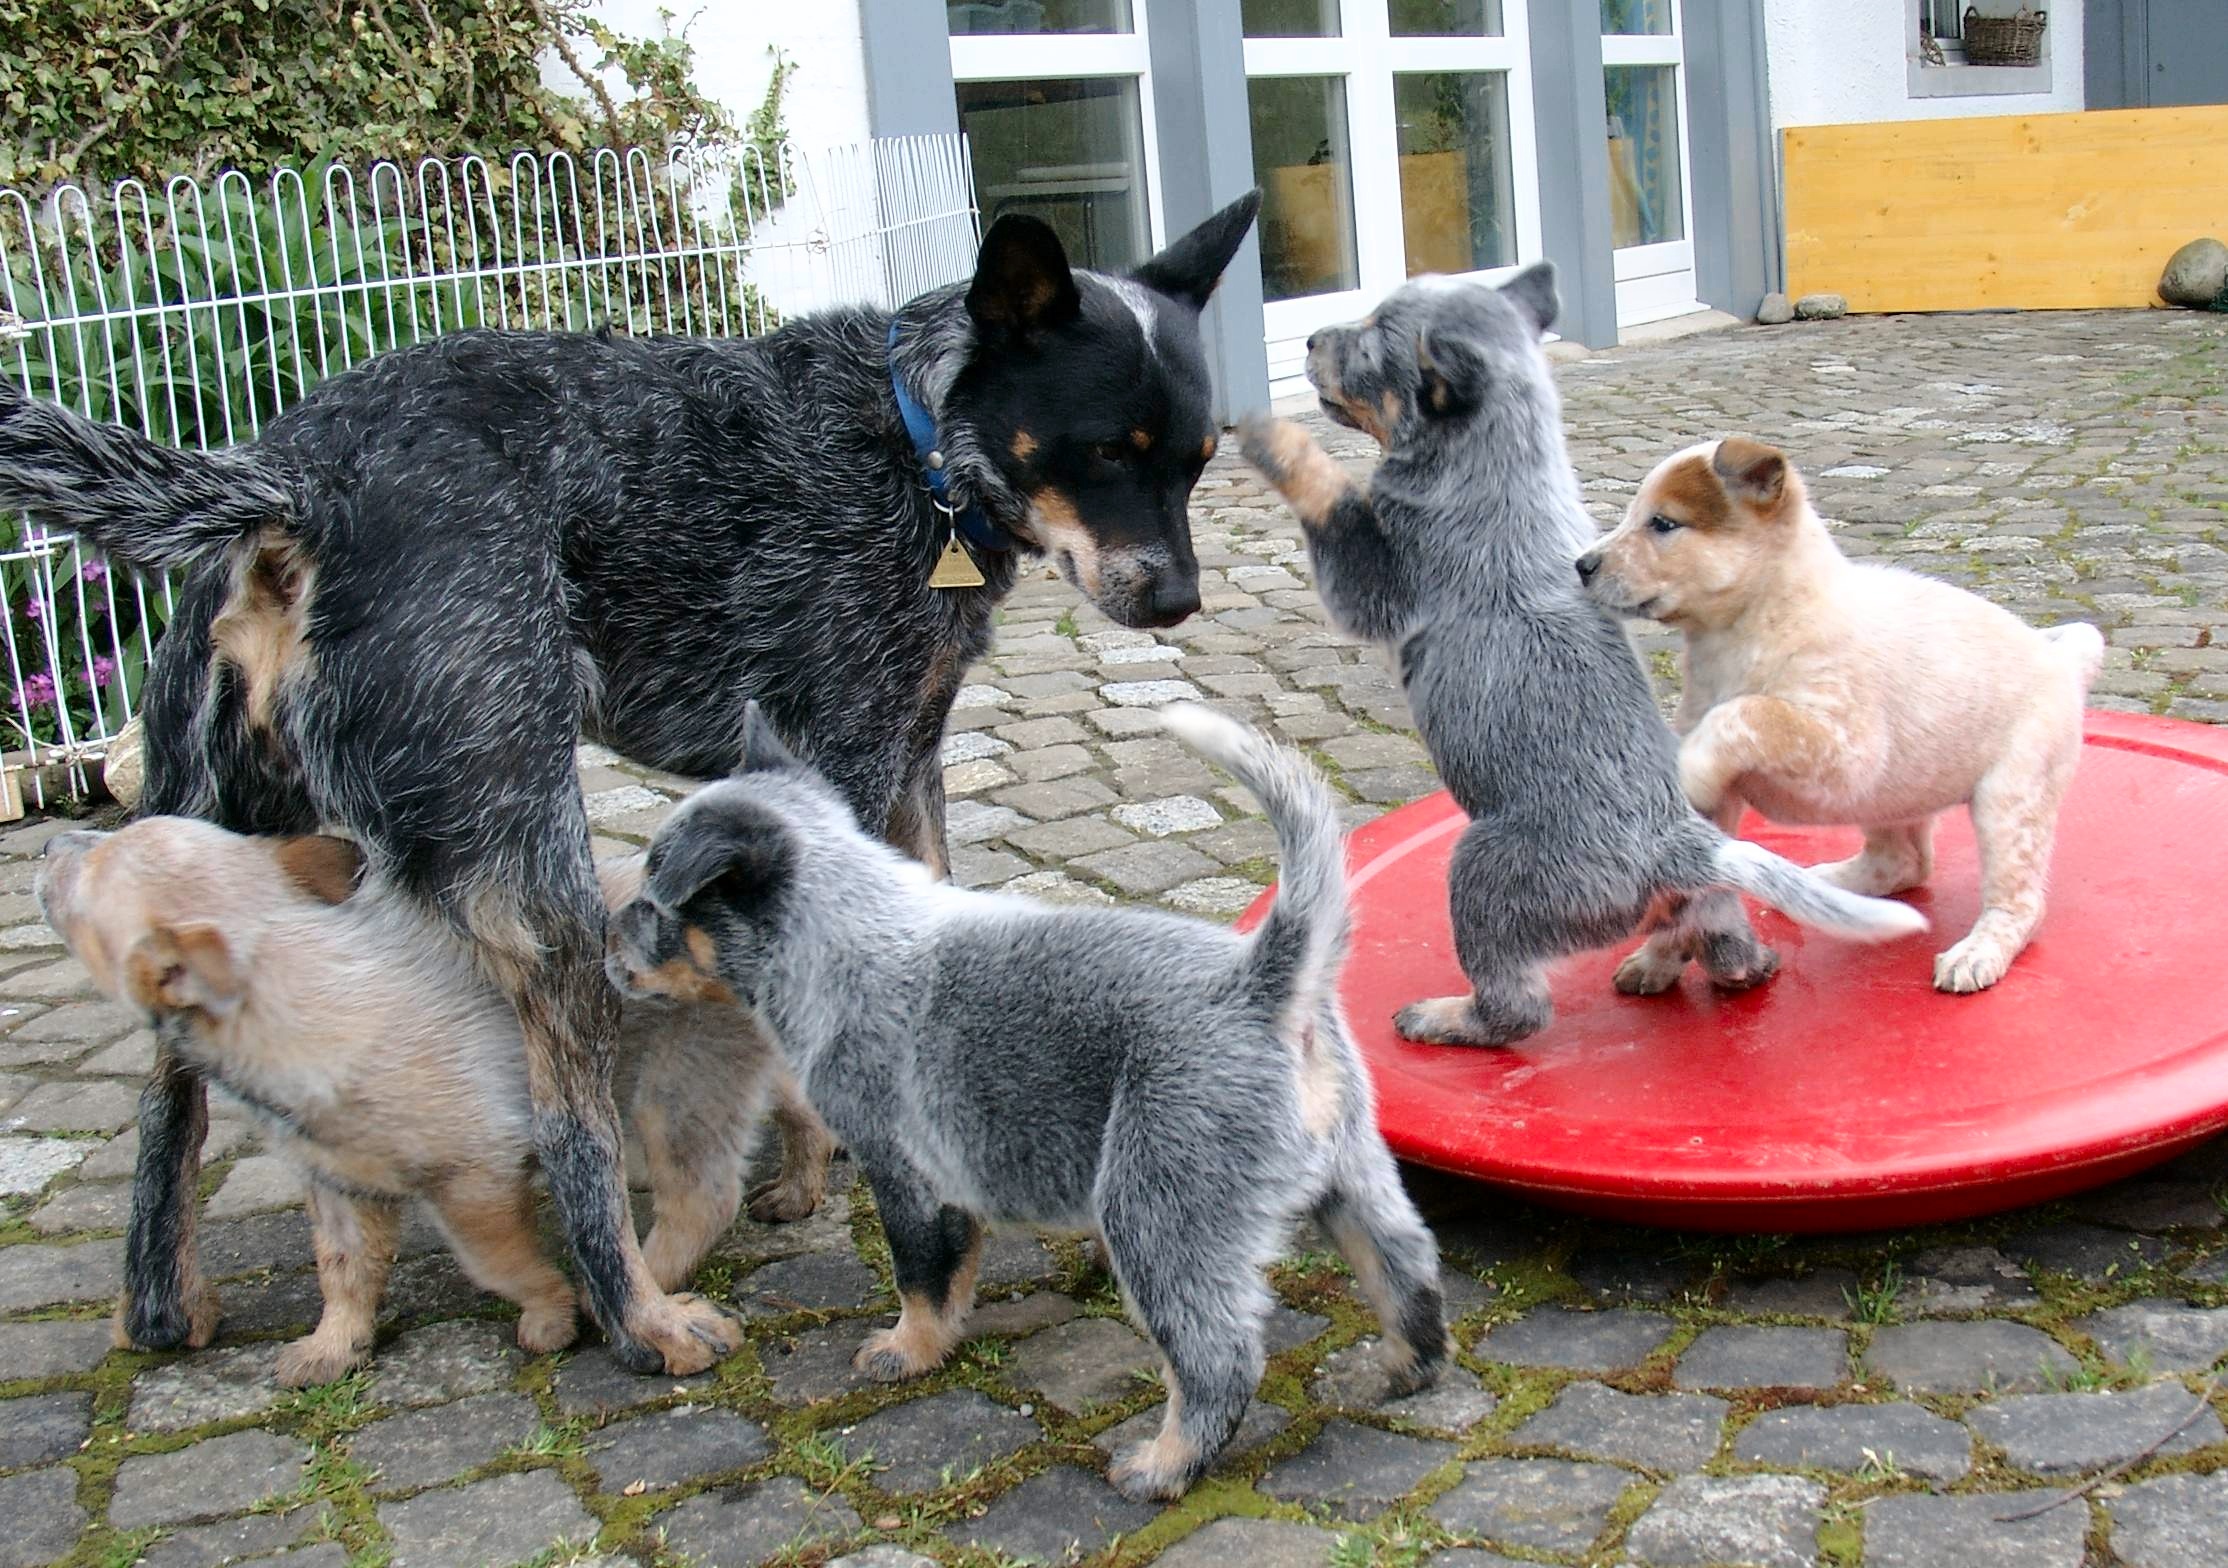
1575, 550, 1603, 584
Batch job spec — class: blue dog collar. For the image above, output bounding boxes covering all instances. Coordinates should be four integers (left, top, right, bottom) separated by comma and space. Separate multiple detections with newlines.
887, 320, 1016, 555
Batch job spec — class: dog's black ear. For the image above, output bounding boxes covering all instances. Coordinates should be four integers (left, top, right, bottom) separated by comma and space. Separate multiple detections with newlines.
1498, 260, 1559, 337
967, 214, 1082, 335
644, 798, 793, 914
1416, 326, 1489, 420
737, 700, 802, 774
1132, 189, 1263, 311
1712, 437, 1789, 508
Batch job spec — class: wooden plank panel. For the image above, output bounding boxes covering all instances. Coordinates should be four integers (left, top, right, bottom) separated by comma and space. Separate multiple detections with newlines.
1784, 106, 2228, 313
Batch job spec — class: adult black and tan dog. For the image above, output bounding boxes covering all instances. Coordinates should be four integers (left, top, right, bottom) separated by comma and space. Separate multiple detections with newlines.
0, 191, 1261, 1372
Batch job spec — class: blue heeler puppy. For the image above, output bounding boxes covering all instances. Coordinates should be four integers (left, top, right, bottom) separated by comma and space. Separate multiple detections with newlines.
1238, 265, 1926, 1047
609, 702, 1448, 1501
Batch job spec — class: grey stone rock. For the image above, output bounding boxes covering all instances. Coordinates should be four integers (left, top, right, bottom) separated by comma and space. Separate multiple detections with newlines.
129, 1510, 317, 1568
1756, 292, 1795, 325
829, 1552, 939, 1568
2076, 1299, 2228, 1372
1863, 1321, 2078, 1393
1568, 1250, 1691, 1304
738, 1250, 879, 1316
759, 1322, 882, 1404
0, 1135, 90, 1195
4, 1078, 142, 1132
1008, 1315, 1157, 1409
954, 1464, 1160, 1562
1426, 1457, 1634, 1554
1794, 293, 1848, 320
1511, 1382, 1728, 1472
348, 1392, 541, 1493
1071, 839, 1221, 894
1673, 1325, 1847, 1390
1718, 1268, 1858, 1318
129, 1342, 286, 1433
1421, 1554, 1529, 1568
2004, 1222, 2173, 1282
377, 1470, 597, 1568
110, 1430, 311, 1528
0, 1467, 86, 1568
0, 1390, 90, 1468
195, 1210, 316, 1280
2109, 1470, 2228, 1568
1733, 1400, 1971, 1481
584, 1405, 771, 1492
834, 1389, 1039, 1492
0, 1237, 120, 1309
653, 1475, 862, 1566
1625, 1474, 1825, 1568
2072, 1179, 2225, 1231
1263, 1302, 1333, 1353
1091, 1397, 1290, 1466
1966, 1380, 2223, 1475
968, 1291, 1082, 1339
204, 1155, 308, 1219
0, 1316, 111, 1376
2159, 237, 2228, 309
1152, 1518, 1341, 1568
1904, 1246, 2042, 1314
1308, 1338, 1498, 1430
1477, 1307, 1673, 1372
549, 1347, 710, 1419
30, 1178, 131, 1234
369, 1320, 521, 1408
977, 1229, 1060, 1288
1862, 1491, 2087, 1568
1258, 1419, 1457, 1519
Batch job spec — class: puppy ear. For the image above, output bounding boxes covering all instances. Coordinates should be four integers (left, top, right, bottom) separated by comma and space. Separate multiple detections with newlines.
123, 923, 245, 1018
644, 798, 794, 915
1131, 189, 1263, 311
738, 700, 802, 774
1416, 327, 1489, 420
1498, 259, 1560, 336
967, 214, 1082, 336
272, 834, 364, 905
1712, 437, 1789, 509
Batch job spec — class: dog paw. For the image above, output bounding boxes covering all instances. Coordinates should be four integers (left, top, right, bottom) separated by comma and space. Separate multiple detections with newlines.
1933, 939, 2009, 994
1704, 944, 1780, 992
516, 1301, 580, 1356
1234, 411, 1290, 477
274, 1333, 366, 1389
852, 1328, 943, 1384
1107, 1442, 1197, 1503
1396, 994, 1537, 1047
1613, 945, 1686, 995
114, 1286, 223, 1352
627, 1291, 741, 1376
745, 1175, 823, 1225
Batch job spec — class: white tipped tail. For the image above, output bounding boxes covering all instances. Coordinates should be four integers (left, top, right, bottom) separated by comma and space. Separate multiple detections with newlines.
1159, 702, 1350, 1020
1711, 839, 1929, 941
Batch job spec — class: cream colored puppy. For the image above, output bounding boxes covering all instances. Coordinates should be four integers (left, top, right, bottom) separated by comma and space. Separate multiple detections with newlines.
1577, 437, 2103, 994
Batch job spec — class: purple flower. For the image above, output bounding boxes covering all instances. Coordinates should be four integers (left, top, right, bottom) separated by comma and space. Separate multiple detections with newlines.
22, 594, 41, 620
81, 559, 107, 584
17, 672, 56, 710
91, 655, 115, 687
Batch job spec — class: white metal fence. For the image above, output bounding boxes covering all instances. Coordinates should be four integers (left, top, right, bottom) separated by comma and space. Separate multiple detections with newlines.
0, 134, 980, 808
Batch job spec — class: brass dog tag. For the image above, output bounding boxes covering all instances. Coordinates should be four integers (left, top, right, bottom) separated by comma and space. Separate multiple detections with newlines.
929, 532, 986, 589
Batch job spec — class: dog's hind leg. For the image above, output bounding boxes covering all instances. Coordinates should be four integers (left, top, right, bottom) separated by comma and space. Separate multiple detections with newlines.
633, 1094, 746, 1294
1317, 1133, 1448, 1396
748, 1070, 836, 1225
277, 1186, 401, 1387
1397, 822, 1563, 1046
1814, 818, 1935, 897
1617, 887, 1778, 995
1935, 726, 2076, 993
428, 1169, 579, 1356
853, 1165, 981, 1381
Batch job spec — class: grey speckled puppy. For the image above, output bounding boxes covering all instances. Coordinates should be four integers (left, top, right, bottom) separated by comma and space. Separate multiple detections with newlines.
1238, 264, 1926, 1048
609, 702, 1446, 1502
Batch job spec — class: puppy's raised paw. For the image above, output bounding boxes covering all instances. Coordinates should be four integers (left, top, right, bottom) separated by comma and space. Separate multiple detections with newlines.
1237, 414, 1353, 525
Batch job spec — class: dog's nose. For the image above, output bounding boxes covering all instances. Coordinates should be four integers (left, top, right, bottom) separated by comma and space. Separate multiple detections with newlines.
1144, 575, 1202, 626
1306, 330, 1324, 353
1575, 551, 1603, 584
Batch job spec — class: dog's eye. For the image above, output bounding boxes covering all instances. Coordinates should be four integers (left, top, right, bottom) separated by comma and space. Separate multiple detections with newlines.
1091, 439, 1130, 466
1648, 514, 1683, 536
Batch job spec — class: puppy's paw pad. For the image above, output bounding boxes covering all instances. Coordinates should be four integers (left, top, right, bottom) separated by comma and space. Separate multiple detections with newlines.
852, 1330, 938, 1383
1933, 942, 2008, 994
516, 1305, 579, 1356
745, 1177, 823, 1225
1107, 1446, 1192, 1504
1613, 947, 1685, 995
274, 1337, 362, 1389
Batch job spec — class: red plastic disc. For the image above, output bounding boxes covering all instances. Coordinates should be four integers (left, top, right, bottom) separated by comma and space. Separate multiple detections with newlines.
1240, 712, 2228, 1232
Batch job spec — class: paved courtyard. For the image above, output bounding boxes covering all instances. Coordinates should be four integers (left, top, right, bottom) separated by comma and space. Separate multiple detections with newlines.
2, 307, 2225, 1568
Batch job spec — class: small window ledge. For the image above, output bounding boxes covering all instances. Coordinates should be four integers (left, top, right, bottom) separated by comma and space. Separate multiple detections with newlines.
1907, 57, 2052, 97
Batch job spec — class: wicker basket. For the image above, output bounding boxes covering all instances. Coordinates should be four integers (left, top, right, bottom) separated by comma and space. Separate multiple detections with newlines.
1963, 7, 2048, 66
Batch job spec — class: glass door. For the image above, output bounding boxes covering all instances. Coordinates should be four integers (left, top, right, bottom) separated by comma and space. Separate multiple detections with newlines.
1600, 0, 1697, 326
1244, 1, 1540, 393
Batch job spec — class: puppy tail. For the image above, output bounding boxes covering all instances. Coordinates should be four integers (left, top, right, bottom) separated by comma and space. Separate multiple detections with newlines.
1707, 836, 1929, 942
1158, 702, 1350, 1018
2043, 621, 2106, 692
0, 380, 297, 569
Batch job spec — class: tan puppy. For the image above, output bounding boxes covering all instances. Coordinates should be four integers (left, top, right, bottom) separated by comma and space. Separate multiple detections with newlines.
37, 819, 831, 1385
1578, 438, 2103, 994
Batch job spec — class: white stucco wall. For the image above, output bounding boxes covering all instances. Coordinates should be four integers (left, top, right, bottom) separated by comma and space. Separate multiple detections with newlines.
1764, 0, 2084, 128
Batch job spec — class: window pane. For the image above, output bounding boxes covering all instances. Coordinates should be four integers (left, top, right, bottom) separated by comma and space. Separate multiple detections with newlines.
958, 78, 1152, 271
1243, 0, 1342, 39
1600, 0, 1673, 34
1605, 66, 1683, 247
1390, 0, 1503, 36
1247, 75, 1360, 301
948, 0, 1131, 34
1396, 72, 1515, 274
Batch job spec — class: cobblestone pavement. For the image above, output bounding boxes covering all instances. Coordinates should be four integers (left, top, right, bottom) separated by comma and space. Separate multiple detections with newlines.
4, 309, 2226, 1568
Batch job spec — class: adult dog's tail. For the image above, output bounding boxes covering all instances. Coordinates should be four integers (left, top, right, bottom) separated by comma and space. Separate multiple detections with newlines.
0, 380, 295, 568
1705, 836, 1929, 941
1159, 702, 1350, 1023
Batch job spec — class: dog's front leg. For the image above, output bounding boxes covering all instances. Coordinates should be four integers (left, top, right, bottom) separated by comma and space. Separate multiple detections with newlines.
1236, 414, 1409, 646
1678, 696, 1838, 818
854, 1168, 981, 1382
117, 1029, 221, 1350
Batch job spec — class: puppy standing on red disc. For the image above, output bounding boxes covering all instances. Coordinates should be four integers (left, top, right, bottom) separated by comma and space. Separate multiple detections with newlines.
1579, 438, 2104, 993
1238, 267, 1926, 1047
